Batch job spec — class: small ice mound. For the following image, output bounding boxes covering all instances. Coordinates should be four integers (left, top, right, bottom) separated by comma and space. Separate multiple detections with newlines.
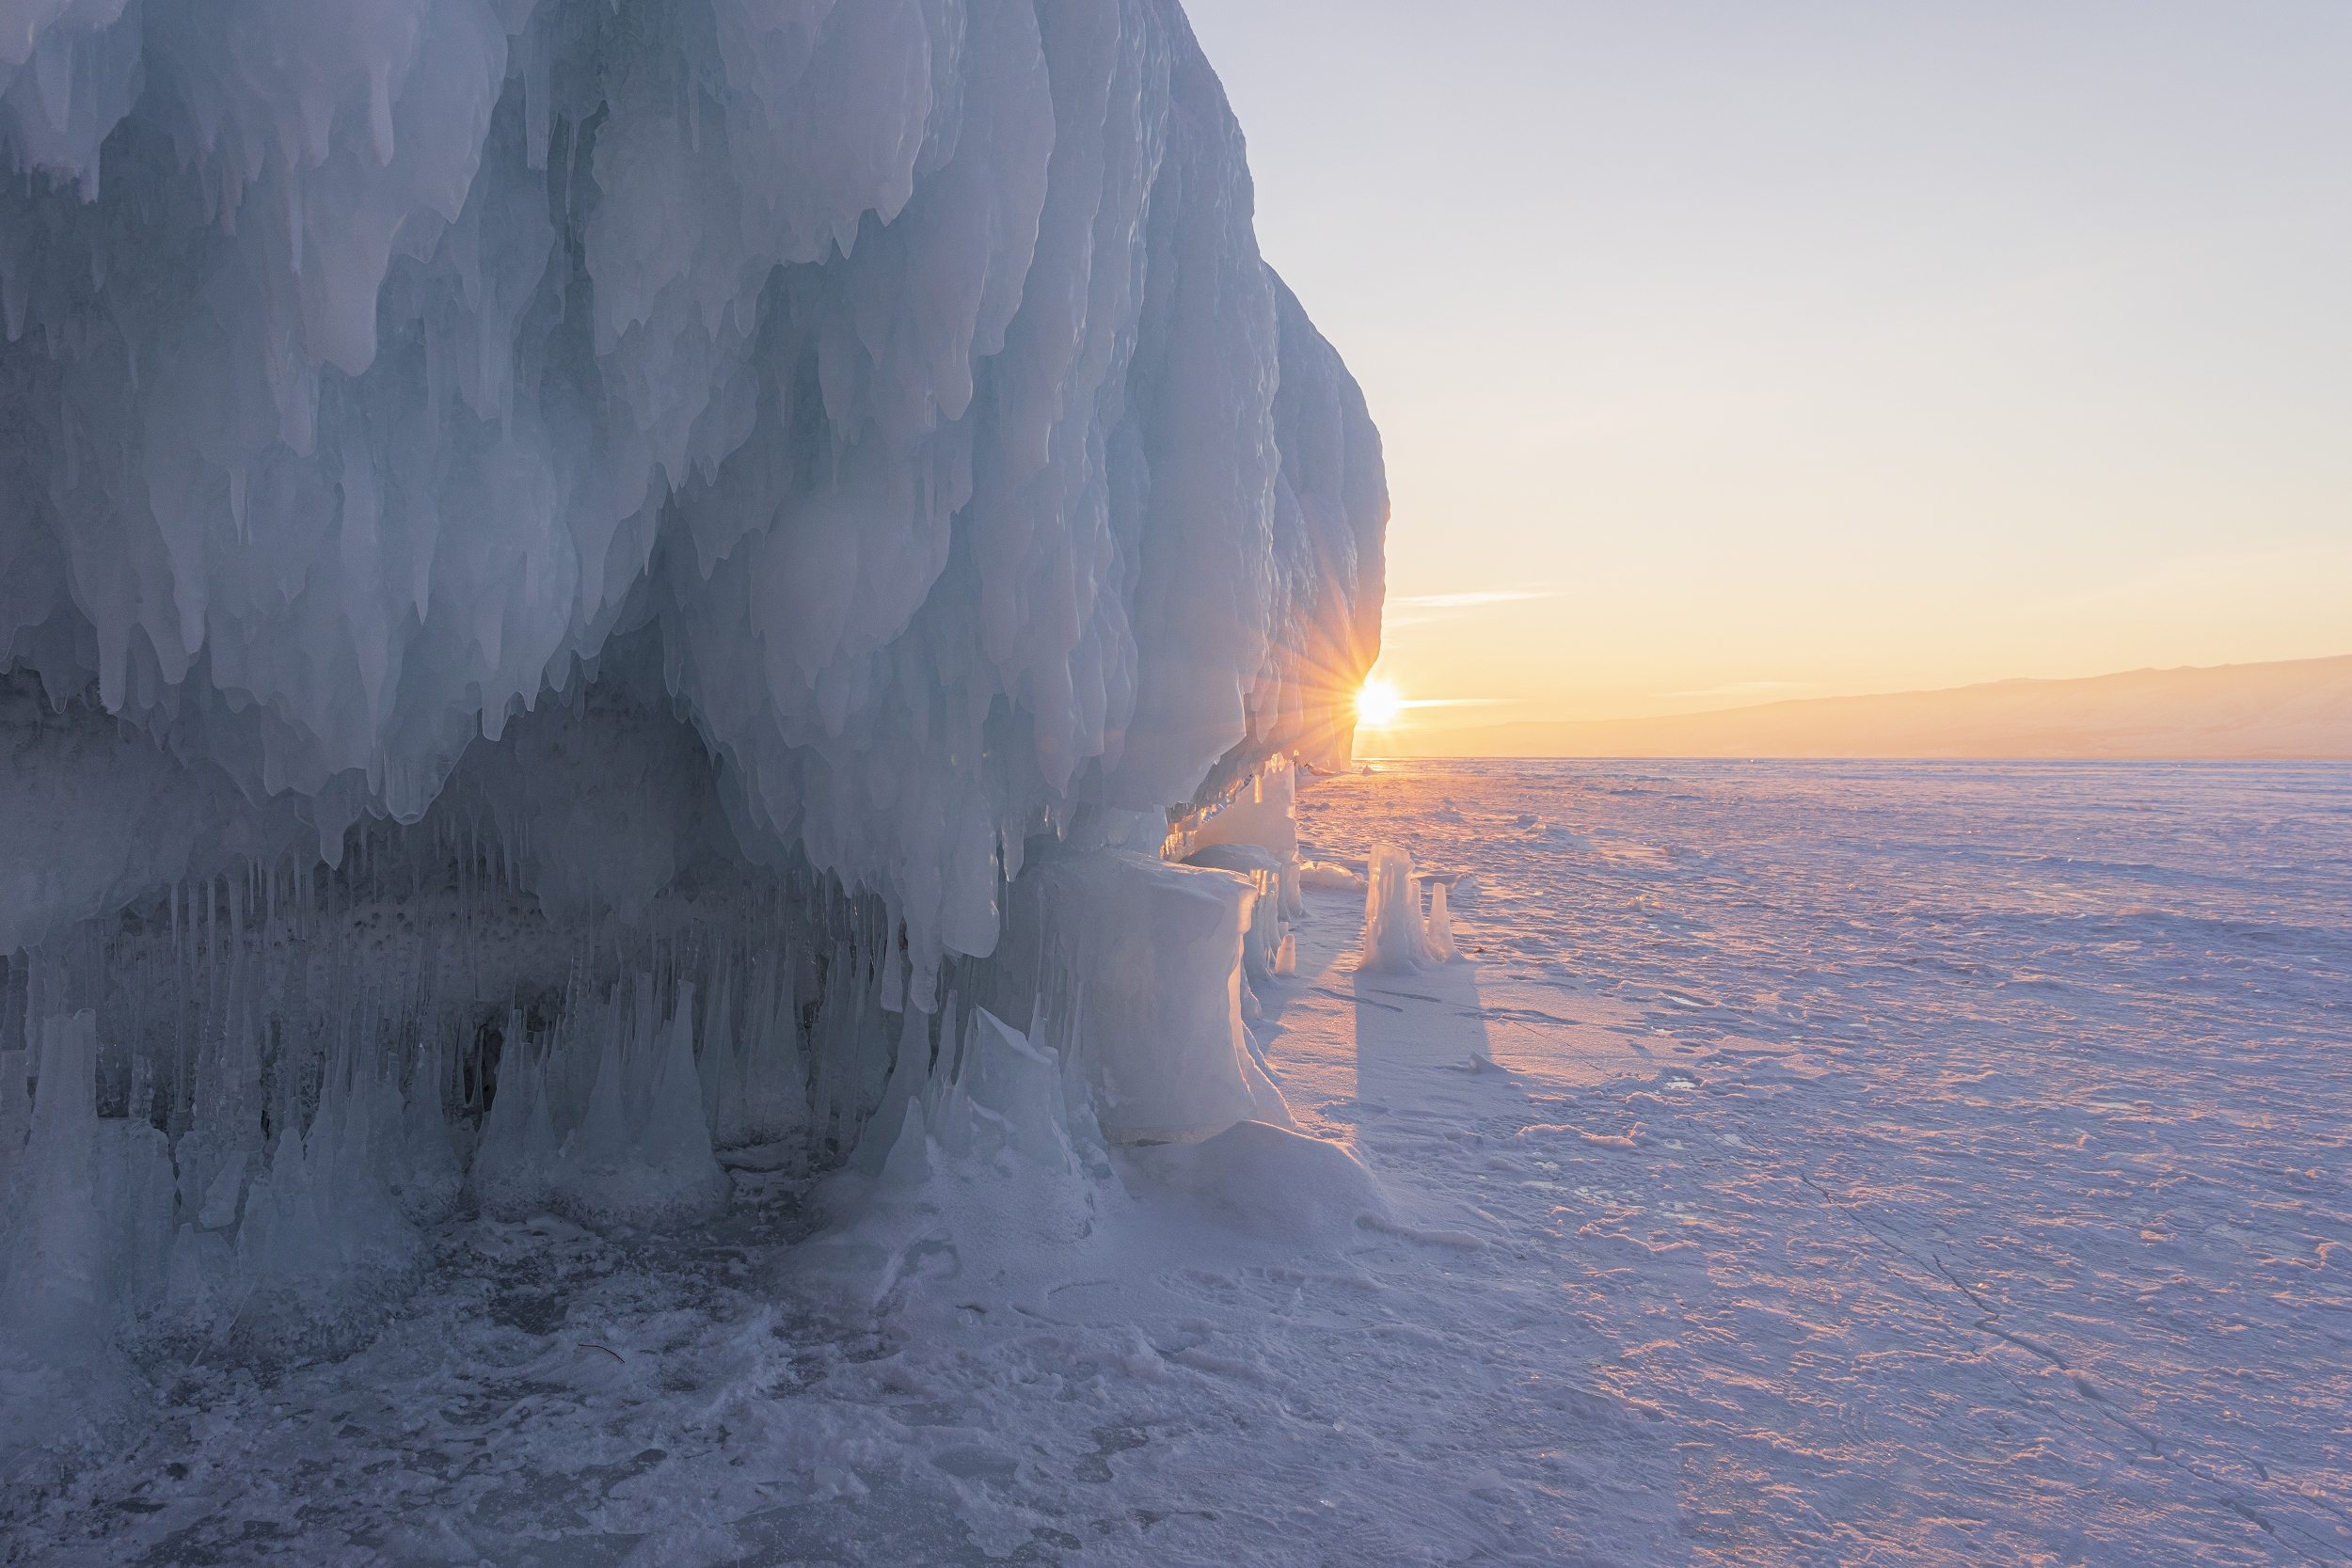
551, 986, 731, 1233
799, 1008, 1104, 1316
884, 1010, 1089, 1196
470, 1015, 564, 1223
208, 1073, 434, 1360
1425, 877, 1458, 963
1132, 1120, 1392, 1249
1435, 798, 1466, 823
470, 981, 734, 1232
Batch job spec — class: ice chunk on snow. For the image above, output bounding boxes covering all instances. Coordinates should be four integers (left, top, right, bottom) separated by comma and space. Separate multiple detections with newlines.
1426, 877, 1457, 963
1359, 843, 1451, 972
1300, 860, 1370, 893
1128, 1118, 1391, 1250
1015, 850, 1292, 1145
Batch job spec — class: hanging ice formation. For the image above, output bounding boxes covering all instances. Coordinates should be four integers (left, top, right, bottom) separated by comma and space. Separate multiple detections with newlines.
0, 0, 1385, 1369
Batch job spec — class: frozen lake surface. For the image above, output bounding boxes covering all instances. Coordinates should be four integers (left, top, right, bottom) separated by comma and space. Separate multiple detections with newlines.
12, 760, 2348, 1566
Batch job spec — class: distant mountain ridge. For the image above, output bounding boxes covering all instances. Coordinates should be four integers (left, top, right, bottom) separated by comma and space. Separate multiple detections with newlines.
1381, 656, 2352, 760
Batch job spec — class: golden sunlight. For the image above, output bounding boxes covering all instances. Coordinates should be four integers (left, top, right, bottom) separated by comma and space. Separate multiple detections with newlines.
1356, 676, 1404, 728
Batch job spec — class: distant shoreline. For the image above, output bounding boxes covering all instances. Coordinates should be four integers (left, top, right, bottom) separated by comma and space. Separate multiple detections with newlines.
1366, 654, 2352, 762
1357, 754, 2352, 764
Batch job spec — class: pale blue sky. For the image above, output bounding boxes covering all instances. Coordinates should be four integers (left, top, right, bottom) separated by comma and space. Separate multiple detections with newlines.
1184, 2, 2351, 722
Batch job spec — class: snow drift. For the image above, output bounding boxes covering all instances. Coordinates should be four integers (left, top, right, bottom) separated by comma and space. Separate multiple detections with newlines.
0, 0, 1385, 1397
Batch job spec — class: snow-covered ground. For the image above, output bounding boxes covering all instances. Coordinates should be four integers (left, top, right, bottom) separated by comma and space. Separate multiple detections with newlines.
10, 759, 2347, 1567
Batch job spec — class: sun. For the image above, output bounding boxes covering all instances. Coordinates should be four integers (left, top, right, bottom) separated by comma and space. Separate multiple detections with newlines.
1356, 677, 1404, 728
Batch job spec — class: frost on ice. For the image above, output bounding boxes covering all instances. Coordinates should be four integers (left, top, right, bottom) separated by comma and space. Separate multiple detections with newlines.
0, 0, 1384, 1430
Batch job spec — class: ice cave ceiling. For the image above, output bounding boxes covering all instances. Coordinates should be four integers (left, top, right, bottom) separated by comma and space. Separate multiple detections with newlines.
0, 0, 1387, 982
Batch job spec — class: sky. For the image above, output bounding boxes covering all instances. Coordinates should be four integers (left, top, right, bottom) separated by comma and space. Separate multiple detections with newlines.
1183, 1, 2352, 727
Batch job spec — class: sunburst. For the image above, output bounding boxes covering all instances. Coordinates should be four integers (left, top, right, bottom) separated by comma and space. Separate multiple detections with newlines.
1357, 677, 1404, 728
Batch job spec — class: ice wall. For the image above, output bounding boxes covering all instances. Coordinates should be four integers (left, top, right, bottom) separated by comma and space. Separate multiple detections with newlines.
0, 0, 1387, 992
0, 0, 1384, 1377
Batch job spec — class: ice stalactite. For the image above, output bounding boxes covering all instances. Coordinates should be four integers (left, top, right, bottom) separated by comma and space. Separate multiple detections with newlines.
0, 0, 1385, 991
0, 598, 1327, 1370
0, 674, 943, 1361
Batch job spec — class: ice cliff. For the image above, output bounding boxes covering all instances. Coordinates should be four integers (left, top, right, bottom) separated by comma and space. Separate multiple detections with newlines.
0, 0, 1384, 1386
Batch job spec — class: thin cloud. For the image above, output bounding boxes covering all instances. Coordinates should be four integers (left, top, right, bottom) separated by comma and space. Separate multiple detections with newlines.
1390, 589, 1558, 610
1397, 697, 1515, 707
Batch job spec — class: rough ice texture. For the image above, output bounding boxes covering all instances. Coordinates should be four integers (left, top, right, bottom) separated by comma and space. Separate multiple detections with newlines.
0, 3, 1383, 1419
0, 0, 1387, 996
0, 0, 1384, 1394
